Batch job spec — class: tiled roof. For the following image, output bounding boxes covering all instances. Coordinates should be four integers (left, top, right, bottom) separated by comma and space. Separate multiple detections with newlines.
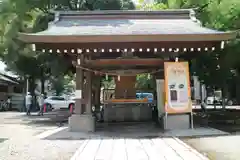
0, 74, 18, 84
19, 10, 236, 43
34, 19, 223, 36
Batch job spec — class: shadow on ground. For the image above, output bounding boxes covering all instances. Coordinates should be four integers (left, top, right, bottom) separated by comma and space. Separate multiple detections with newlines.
36, 121, 228, 141
40, 122, 163, 140
193, 110, 240, 134
3, 111, 69, 127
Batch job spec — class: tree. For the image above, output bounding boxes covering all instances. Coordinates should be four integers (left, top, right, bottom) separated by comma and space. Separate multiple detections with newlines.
0, 0, 136, 100
180, 0, 240, 105
32, 0, 135, 11
51, 74, 74, 96
136, 0, 239, 103
136, 74, 154, 90
0, 0, 42, 96
137, 0, 167, 10
190, 0, 240, 92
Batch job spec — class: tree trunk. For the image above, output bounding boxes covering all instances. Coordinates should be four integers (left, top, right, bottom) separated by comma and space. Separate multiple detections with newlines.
221, 84, 227, 110
213, 88, 216, 109
152, 74, 157, 101
40, 77, 45, 94
236, 75, 240, 104
95, 76, 101, 109
29, 77, 37, 111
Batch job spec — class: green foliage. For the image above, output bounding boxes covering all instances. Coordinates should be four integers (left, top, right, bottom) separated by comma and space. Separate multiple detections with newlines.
136, 0, 239, 96
136, 74, 154, 89
0, 0, 136, 96
51, 74, 74, 96
33, 0, 136, 11
0, 0, 239, 100
180, 0, 240, 101
206, 0, 240, 30
137, 0, 167, 10
189, 0, 240, 87
101, 76, 115, 89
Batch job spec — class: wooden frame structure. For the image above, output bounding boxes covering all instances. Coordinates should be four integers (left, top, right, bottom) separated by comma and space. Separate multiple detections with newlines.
19, 9, 237, 132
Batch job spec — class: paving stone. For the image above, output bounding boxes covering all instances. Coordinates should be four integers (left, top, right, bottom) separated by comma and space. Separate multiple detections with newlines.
71, 137, 209, 160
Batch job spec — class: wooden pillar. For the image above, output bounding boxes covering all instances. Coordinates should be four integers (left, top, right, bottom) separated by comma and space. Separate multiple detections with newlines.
74, 55, 84, 114
94, 75, 101, 109
8, 86, 14, 93
85, 71, 92, 114
152, 74, 157, 101
155, 71, 165, 116
69, 54, 95, 133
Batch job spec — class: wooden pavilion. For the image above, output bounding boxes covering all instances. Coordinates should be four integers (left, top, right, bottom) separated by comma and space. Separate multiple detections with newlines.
19, 9, 236, 132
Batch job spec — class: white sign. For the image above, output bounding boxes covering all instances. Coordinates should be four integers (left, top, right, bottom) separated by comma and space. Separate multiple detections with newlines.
164, 62, 191, 112
75, 90, 82, 99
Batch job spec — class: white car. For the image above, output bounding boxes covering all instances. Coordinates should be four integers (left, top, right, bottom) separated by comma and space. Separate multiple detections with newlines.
206, 96, 220, 105
44, 96, 75, 110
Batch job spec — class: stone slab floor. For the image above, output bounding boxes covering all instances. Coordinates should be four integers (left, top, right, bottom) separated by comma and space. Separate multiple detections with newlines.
0, 112, 219, 160
71, 137, 208, 160
183, 135, 240, 160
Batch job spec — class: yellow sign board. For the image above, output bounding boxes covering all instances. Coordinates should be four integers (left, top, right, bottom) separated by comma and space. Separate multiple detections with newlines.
164, 62, 192, 113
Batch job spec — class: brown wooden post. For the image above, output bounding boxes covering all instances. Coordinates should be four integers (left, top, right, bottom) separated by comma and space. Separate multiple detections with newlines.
152, 74, 157, 101
69, 54, 95, 132
85, 71, 92, 114
74, 54, 84, 114
94, 75, 101, 109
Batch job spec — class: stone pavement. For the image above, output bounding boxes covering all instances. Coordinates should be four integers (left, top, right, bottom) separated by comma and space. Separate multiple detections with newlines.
184, 135, 240, 160
0, 112, 82, 160
1, 112, 229, 160
71, 137, 209, 160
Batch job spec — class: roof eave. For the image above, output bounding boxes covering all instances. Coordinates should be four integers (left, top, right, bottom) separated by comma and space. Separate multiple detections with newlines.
52, 9, 193, 16
18, 32, 237, 44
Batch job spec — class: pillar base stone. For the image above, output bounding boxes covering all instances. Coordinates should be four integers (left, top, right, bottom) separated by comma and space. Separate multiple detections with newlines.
69, 114, 95, 132
160, 114, 191, 130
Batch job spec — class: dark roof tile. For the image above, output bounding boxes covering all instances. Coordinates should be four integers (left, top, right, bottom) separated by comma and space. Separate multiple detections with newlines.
35, 19, 223, 36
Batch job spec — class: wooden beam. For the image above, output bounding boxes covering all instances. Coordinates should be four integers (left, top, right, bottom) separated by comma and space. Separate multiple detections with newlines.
36, 41, 221, 52
85, 58, 163, 66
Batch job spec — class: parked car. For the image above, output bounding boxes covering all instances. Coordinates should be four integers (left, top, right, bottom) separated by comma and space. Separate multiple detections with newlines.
206, 96, 234, 105
219, 98, 235, 105
206, 96, 221, 105
44, 96, 75, 110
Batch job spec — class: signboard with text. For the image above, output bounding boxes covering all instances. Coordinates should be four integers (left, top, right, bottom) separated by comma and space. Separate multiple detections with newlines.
164, 62, 192, 113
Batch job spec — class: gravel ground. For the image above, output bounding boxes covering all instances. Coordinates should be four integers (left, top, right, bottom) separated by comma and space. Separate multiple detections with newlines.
0, 138, 83, 160
0, 112, 82, 160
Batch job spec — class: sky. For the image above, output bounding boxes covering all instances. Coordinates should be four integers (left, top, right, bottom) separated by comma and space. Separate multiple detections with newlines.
0, 60, 17, 77
0, 61, 6, 71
